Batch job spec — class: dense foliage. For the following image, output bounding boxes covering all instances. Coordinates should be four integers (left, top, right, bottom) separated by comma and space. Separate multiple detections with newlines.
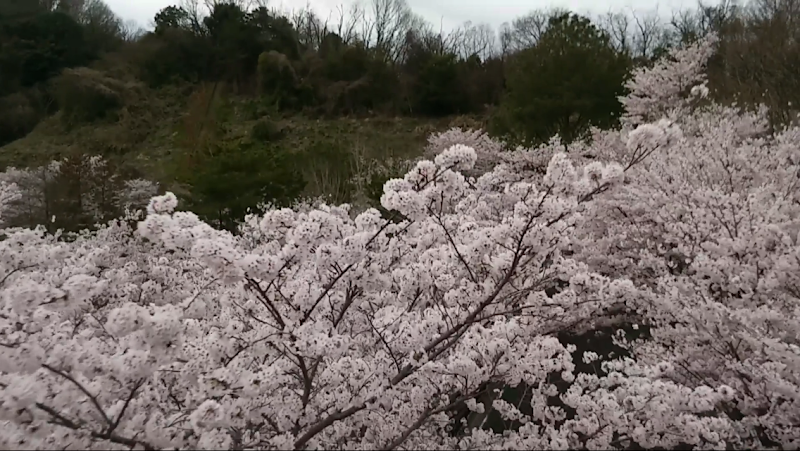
492, 13, 632, 145
0, 33, 798, 450
6, 0, 800, 150
183, 140, 306, 232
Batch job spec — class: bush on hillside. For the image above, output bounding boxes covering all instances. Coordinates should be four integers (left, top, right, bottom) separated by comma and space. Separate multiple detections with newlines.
256, 51, 298, 109
0, 92, 43, 146
0, 10, 94, 95
494, 13, 631, 146
51, 68, 128, 124
184, 140, 305, 231
250, 119, 284, 142
131, 28, 212, 87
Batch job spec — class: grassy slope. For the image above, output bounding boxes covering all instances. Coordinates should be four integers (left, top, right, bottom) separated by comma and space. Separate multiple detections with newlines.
0, 78, 486, 205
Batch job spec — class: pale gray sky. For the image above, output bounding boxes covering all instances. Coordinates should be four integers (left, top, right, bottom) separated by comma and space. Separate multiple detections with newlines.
107, 0, 691, 33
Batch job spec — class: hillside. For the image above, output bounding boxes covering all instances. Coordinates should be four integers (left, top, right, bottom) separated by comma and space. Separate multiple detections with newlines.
0, 76, 480, 208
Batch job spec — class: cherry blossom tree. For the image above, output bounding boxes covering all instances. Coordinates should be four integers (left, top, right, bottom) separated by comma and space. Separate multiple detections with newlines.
0, 32, 798, 450
0, 154, 158, 232
0, 181, 20, 221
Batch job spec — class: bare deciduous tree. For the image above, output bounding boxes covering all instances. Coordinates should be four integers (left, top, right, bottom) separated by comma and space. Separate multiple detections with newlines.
597, 11, 631, 54
361, 0, 424, 62
79, 0, 123, 37
597, 8, 670, 60
119, 19, 145, 42
179, 0, 206, 33
330, 2, 365, 45
290, 2, 364, 50
500, 8, 569, 53
630, 8, 667, 58
290, 6, 327, 50
450, 21, 498, 60
670, 0, 740, 42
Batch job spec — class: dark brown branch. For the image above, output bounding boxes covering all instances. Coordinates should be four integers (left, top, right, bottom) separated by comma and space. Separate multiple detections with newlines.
332, 282, 362, 328
0, 264, 36, 287
392, 218, 532, 386
364, 311, 402, 372
300, 218, 395, 325
380, 405, 435, 450
246, 277, 286, 330
182, 277, 219, 312
381, 383, 500, 450
35, 402, 155, 451
107, 378, 145, 436
430, 206, 478, 284
293, 403, 366, 450
42, 364, 112, 429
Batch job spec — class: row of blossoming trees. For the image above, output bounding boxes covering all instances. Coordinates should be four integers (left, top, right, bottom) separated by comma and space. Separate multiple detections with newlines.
0, 154, 158, 233
0, 33, 798, 450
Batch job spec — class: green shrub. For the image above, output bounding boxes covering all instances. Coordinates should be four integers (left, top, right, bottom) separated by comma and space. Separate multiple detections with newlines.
0, 11, 93, 95
411, 53, 464, 116
250, 119, 284, 142
0, 92, 43, 145
256, 51, 299, 110
51, 67, 125, 124
130, 29, 211, 88
184, 140, 306, 231
492, 13, 630, 146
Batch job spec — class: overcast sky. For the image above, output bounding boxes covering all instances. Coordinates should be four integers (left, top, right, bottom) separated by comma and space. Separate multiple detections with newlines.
107, 0, 692, 33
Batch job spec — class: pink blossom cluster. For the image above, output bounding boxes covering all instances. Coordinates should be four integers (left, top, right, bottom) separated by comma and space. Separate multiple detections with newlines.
0, 34, 798, 450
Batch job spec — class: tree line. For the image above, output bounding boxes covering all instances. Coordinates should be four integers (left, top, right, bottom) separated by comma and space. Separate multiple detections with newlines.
2, 0, 800, 149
